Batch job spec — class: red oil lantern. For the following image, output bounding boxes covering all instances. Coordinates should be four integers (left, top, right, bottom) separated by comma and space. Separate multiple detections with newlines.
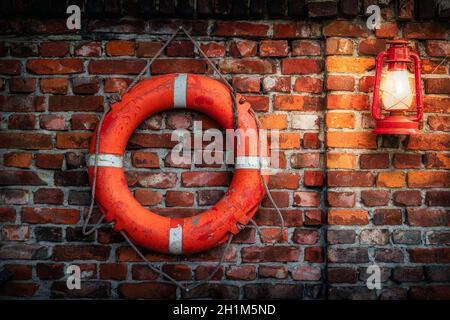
371, 40, 423, 135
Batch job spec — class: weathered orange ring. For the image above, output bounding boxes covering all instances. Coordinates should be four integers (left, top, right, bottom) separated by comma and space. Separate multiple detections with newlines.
88, 73, 269, 255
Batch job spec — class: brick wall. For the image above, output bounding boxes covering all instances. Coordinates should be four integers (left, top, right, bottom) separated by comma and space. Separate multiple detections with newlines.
0, 0, 449, 299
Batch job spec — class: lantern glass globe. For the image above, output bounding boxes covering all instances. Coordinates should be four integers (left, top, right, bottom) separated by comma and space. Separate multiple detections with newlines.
380, 69, 413, 111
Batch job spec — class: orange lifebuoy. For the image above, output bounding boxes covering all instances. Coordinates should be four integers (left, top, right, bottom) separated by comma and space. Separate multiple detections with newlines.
88, 73, 269, 255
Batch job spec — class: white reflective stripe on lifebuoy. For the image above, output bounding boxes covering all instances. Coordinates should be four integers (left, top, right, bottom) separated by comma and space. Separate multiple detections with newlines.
235, 156, 270, 169
173, 73, 187, 108
169, 224, 183, 254
88, 154, 123, 168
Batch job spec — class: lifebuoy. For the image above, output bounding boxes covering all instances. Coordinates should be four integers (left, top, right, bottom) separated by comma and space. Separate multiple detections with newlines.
88, 73, 269, 255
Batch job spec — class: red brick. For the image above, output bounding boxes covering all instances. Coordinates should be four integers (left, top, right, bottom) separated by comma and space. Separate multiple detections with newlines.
277, 133, 301, 149
409, 249, 450, 263
1, 225, 30, 241
106, 40, 135, 56
408, 172, 450, 188
181, 171, 230, 187
263, 76, 291, 92
39, 114, 67, 131
359, 39, 386, 55
426, 40, 450, 57
326, 132, 377, 149
304, 170, 324, 187
219, 59, 275, 74
118, 283, 176, 299
167, 41, 194, 57
89, 59, 146, 74
393, 153, 422, 168
40, 41, 69, 57
134, 189, 162, 206
0, 60, 21, 75
258, 114, 288, 130
229, 40, 257, 57
293, 191, 320, 207
71, 114, 99, 131
49, 96, 103, 112
8, 114, 36, 130
426, 191, 450, 207
407, 134, 450, 151
22, 207, 80, 224
323, 21, 368, 37
0, 283, 38, 297
292, 40, 321, 56
232, 76, 260, 93
328, 171, 374, 187
425, 78, 450, 94
361, 190, 389, 206
215, 21, 269, 37
328, 209, 369, 225
305, 247, 324, 263
99, 263, 128, 280
410, 285, 450, 300
360, 153, 389, 169
294, 77, 322, 93
151, 59, 207, 74
393, 190, 422, 206
260, 40, 288, 57
9, 78, 36, 93
136, 41, 162, 57
259, 266, 288, 279
162, 264, 192, 281
131, 151, 159, 168
56, 132, 91, 149
292, 229, 319, 245
326, 75, 355, 91
3, 152, 32, 168
0, 171, 46, 186
327, 94, 369, 110
35, 153, 64, 170
325, 112, 355, 129
273, 95, 322, 111
292, 265, 321, 281
373, 209, 403, 225
303, 132, 321, 149
165, 191, 194, 207
281, 58, 321, 75
40, 78, 68, 94
72, 77, 99, 94
424, 153, 450, 169
74, 41, 102, 57
241, 246, 300, 262
0, 189, 28, 205
326, 38, 353, 55
424, 97, 450, 113
291, 153, 320, 168
0, 132, 52, 150
428, 116, 450, 132
1, 96, 45, 112
359, 76, 375, 92
273, 22, 321, 39
4, 264, 32, 280
36, 263, 64, 280
52, 245, 110, 261
404, 23, 447, 39
0, 208, 16, 223
126, 172, 177, 188
326, 56, 375, 73
226, 265, 256, 281
327, 191, 355, 207
34, 188, 64, 205
328, 267, 358, 283
407, 209, 448, 227
375, 22, 399, 38
27, 59, 83, 74
199, 42, 225, 58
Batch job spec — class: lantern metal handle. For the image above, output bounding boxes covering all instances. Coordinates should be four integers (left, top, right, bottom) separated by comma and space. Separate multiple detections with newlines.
371, 51, 387, 121
409, 52, 423, 122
